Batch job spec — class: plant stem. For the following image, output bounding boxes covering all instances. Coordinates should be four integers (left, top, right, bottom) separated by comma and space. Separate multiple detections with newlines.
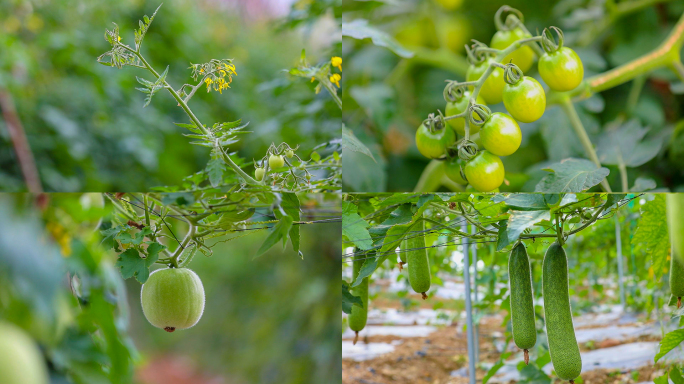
549, 11, 684, 104
124, 46, 260, 185
413, 160, 445, 192
0, 89, 42, 193
617, 152, 629, 192
559, 97, 613, 192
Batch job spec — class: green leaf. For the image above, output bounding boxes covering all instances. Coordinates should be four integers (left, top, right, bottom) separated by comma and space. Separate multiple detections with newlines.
115, 247, 159, 283
631, 177, 657, 192
633, 194, 669, 277
255, 214, 294, 257
671, 367, 684, 384
342, 201, 373, 250
596, 119, 662, 167
654, 372, 669, 384
496, 194, 558, 211
535, 158, 609, 193
278, 193, 301, 254
352, 254, 377, 287
343, 19, 414, 58
342, 281, 363, 314
483, 351, 511, 384
506, 210, 551, 245
655, 328, 684, 362
206, 152, 225, 188
342, 125, 375, 162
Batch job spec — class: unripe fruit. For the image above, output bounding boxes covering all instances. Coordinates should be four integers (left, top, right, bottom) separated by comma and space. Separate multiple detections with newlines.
508, 242, 536, 364
349, 251, 368, 344
255, 167, 265, 181
0, 322, 49, 384
543, 243, 582, 381
285, 149, 294, 158
141, 268, 205, 332
269, 155, 285, 169
407, 221, 430, 299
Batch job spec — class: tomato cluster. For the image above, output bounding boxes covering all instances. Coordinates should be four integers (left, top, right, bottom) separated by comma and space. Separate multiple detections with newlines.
417, 8, 585, 193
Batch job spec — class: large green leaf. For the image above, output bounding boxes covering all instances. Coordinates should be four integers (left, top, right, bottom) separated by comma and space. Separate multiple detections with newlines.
342, 19, 414, 58
535, 158, 609, 193
632, 194, 669, 277
342, 201, 373, 250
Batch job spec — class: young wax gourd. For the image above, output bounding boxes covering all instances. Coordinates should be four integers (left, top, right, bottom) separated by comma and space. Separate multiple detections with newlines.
542, 242, 582, 382
508, 242, 536, 364
348, 251, 368, 344
407, 221, 430, 299
671, 248, 684, 308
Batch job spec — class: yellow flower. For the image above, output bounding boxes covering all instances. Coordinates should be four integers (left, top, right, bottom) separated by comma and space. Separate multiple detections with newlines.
117, 35, 121, 42
330, 73, 341, 88
331, 56, 342, 71
311, 77, 315, 83
220, 70, 226, 77
200, 68, 205, 73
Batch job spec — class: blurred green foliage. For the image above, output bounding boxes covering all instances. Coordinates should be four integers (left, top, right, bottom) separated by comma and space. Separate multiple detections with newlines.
0, 192, 341, 384
342, 0, 684, 192
0, 0, 341, 192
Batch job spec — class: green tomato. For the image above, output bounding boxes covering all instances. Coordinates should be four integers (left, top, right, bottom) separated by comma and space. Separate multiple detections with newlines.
435, 16, 470, 52
502, 76, 546, 123
445, 91, 486, 136
480, 113, 522, 156
444, 157, 467, 184
0, 322, 49, 384
466, 58, 505, 105
464, 150, 505, 192
491, 27, 535, 73
415, 122, 456, 159
269, 155, 285, 169
254, 167, 265, 181
285, 149, 294, 158
538, 47, 584, 92
141, 268, 205, 332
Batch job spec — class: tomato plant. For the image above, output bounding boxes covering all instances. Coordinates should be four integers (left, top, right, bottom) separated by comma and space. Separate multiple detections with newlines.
415, 120, 456, 159
502, 69, 546, 123
464, 150, 505, 192
476, 109, 522, 156
538, 27, 585, 92
342, 3, 684, 193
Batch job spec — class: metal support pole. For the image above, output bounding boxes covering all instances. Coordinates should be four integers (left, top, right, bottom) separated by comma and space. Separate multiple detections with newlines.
470, 224, 479, 364
615, 214, 626, 309
461, 220, 476, 384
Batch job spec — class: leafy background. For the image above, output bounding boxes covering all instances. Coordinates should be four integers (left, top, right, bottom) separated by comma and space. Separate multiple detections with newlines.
0, 192, 341, 384
342, 0, 684, 192
0, 0, 341, 191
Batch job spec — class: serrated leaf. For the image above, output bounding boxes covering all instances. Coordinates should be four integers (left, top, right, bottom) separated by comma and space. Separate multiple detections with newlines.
633, 194, 669, 278
115, 248, 159, 283
206, 154, 225, 188
655, 329, 684, 362
535, 158, 609, 193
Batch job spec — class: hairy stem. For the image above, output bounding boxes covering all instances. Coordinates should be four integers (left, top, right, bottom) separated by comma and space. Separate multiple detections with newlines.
123, 46, 259, 185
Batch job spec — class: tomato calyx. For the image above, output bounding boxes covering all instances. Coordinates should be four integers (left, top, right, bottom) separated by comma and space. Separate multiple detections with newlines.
502, 63, 524, 85
541, 26, 564, 54
457, 139, 478, 163
468, 104, 492, 126
494, 5, 525, 32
